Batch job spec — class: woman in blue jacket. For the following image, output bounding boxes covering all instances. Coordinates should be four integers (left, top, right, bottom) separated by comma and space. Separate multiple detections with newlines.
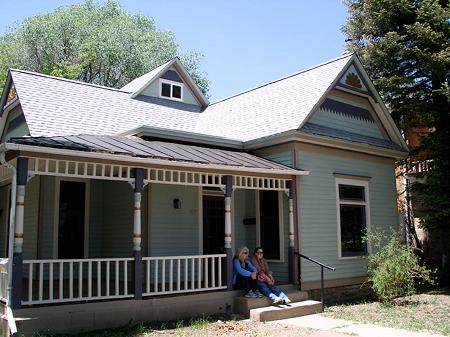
232, 246, 263, 298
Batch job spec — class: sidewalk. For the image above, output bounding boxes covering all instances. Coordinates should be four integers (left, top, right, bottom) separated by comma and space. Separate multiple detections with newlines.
269, 314, 447, 337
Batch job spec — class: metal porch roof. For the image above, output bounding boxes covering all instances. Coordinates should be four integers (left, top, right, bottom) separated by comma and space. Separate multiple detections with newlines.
7, 135, 301, 174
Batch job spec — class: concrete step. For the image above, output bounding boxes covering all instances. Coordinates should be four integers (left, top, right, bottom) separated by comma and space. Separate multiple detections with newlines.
234, 290, 308, 317
250, 300, 322, 322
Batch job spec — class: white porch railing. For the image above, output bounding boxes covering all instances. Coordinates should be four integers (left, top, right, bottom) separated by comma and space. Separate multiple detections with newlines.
0, 260, 8, 304
142, 254, 227, 296
22, 258, 134, 305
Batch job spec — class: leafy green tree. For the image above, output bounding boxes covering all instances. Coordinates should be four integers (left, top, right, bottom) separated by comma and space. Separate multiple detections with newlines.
343, 0, 450, 279
0, 0, 209, 96
365, 229, 435, 303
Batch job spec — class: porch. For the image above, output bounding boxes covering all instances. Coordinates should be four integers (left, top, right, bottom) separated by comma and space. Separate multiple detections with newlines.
0, 136, 307, 309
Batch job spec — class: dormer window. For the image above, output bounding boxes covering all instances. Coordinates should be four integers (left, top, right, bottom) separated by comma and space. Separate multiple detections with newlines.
160, 79, 183, 101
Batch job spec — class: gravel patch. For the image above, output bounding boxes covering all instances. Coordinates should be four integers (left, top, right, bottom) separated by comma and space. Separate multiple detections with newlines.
143, 319, 315, 337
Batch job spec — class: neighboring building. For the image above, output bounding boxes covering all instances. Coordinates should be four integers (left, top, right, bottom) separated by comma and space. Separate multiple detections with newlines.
0, 53, 408, 334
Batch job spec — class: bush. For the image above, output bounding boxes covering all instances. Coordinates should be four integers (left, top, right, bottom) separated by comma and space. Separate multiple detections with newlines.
364, 230, 435, 303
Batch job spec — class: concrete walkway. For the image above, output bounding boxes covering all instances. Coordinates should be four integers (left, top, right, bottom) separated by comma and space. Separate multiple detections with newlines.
269, 314, 447, 337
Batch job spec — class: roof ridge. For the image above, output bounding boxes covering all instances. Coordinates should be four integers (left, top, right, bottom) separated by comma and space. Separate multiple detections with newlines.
209, 53, 354, 106
9, 68, 128, 93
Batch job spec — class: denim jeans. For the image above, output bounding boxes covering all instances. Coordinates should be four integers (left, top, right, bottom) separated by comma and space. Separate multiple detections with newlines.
256, 280, 282, 298
234, 274, 258, 293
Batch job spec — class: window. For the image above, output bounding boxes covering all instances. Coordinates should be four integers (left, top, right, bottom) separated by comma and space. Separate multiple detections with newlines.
336, 178, 369, 258
160, 79, 183, 100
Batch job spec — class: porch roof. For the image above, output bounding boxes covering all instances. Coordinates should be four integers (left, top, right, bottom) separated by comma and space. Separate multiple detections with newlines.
6, 135, 305, 175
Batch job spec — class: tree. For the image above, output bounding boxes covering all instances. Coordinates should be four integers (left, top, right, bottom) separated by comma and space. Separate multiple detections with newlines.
0, 0, 209, 96
343, 0, 450, 280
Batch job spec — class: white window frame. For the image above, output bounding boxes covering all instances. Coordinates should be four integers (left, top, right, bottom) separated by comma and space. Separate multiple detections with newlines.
335, 177, 370, 260
255, 190, 285, 263
53, 177, 90, 259
159, 79, 183, 101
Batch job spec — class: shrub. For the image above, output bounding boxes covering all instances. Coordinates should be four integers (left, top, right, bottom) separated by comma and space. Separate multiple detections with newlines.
364, 229, 435, 303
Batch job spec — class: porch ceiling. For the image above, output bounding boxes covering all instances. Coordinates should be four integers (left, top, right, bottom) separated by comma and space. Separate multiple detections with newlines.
6, 135, 304, 175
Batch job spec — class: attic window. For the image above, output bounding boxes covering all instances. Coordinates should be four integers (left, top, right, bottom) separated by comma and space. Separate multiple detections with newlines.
160, 79, 183, 101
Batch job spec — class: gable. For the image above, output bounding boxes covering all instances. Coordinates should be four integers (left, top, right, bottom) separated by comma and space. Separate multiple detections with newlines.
308, 89, 388, 140
139, 66, 201, 106
121, 58, 209, 108
337, 63, 369, 93
1, 104, 30, 142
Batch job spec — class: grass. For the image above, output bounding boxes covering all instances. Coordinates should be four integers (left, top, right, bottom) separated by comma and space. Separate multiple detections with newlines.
324, 288, 450, 336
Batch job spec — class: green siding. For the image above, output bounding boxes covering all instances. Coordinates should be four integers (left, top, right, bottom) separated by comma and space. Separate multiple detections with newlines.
23, 177, 40, 259
309, 94, 384, 139
101, 181, 147, 258
1, 106, 30, 142
297, 147, 397, 282
257, 151, 293, 168
40, 176, 55, 258
150, 184, 199, 256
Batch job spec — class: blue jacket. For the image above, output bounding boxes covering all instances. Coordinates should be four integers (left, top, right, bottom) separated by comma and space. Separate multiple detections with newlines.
232, 258, 257, 285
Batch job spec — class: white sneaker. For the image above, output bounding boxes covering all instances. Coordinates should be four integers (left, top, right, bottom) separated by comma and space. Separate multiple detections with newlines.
272, 296, 282, 304
283, 296, 292, 304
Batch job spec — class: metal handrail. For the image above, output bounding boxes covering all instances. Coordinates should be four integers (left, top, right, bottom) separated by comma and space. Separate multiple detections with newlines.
294, 252, 335, 307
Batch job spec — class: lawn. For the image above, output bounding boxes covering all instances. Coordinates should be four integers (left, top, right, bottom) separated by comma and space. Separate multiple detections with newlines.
324, 288, 450, 336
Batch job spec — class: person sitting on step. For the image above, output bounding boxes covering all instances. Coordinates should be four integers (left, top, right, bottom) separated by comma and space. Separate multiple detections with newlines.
251, 246, 291, 304
232, 246, 263, 298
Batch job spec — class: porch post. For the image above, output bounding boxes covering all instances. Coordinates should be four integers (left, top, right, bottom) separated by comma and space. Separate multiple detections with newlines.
132, 168, 144, 300
287, 180, 296, 284
224, 175, 233, 290
12, 157, 28, 309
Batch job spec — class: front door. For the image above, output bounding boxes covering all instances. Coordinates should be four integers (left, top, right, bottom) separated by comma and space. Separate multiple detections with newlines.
58, 181, 85, 258
203, 195, 225, 254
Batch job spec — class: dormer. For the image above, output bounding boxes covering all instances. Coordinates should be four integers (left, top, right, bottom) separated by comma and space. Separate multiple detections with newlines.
121, 58, 209, 108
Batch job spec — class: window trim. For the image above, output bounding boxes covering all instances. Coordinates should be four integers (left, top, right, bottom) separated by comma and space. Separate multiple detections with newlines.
255, 190, 285, 263
335, 177, 370, 260
159, 79, 184, 101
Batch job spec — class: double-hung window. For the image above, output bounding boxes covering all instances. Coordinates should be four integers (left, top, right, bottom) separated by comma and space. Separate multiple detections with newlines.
160, 79, 183, 101
336, 178, 370, 258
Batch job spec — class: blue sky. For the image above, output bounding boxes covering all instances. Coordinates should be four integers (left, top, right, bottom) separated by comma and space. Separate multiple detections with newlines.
0, 1, 349, 102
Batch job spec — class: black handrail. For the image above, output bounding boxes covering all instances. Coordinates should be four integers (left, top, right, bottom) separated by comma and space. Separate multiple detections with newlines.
294, 252, 335, 307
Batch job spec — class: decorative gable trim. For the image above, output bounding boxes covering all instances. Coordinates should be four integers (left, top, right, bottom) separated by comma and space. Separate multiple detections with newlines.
321, 98, 375, 122
299, 54, 408, 152
336, 63, 371, 95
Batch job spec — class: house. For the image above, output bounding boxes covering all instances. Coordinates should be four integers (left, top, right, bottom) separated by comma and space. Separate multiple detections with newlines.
0, 53, 408, 334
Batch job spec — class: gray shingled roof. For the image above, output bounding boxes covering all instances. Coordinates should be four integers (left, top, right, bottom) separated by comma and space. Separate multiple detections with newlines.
120, 60, 172, 92
196, 54, 353, 141
8, 54, 353, 142
8, 135, 297, 171
11, 69, 202, 137
300, 122, 404, 151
